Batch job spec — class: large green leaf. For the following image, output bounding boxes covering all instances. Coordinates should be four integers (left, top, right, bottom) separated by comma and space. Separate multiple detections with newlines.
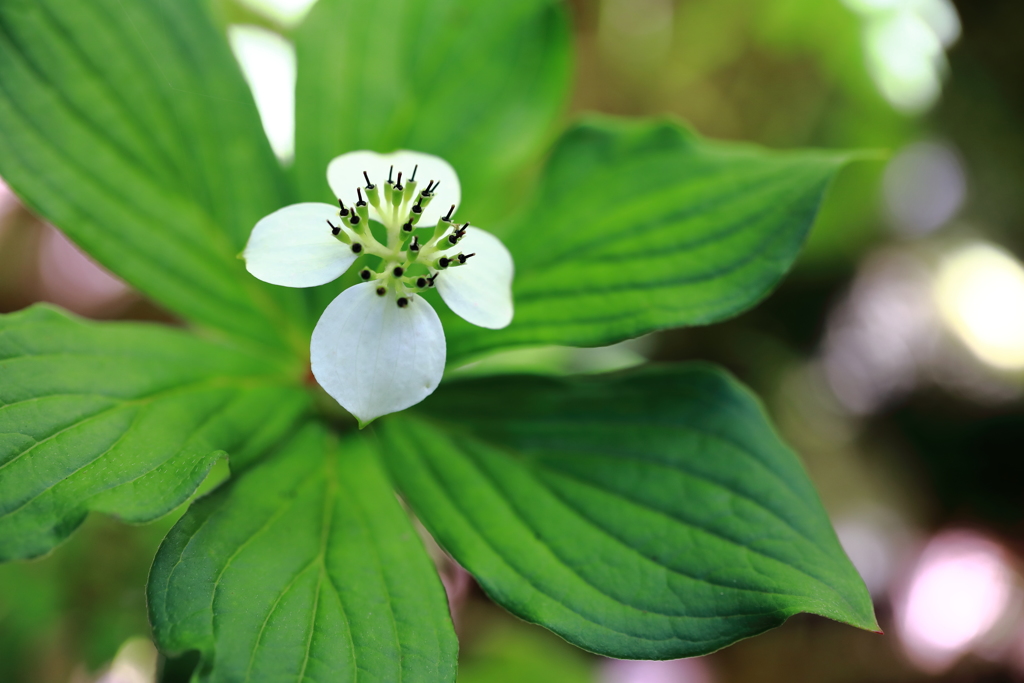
293, 0, 571, 220
445, 117, 852, 361
380, 365, 878, 659
150, 423, 458, 683
0, 0, 300, 349
0, 306, 308, 561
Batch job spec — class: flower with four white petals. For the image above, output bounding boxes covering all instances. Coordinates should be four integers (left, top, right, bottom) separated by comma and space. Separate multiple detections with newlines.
243, 150, 514, 425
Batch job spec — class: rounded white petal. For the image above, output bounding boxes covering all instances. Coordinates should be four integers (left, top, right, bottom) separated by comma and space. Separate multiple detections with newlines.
436, 227, 514, 329
311, 282, 446, 425
243, 203, 356, 287
326, 150, 461, 226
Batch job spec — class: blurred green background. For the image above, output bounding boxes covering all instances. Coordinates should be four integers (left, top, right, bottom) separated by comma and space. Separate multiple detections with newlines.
2, 0, 1023, 681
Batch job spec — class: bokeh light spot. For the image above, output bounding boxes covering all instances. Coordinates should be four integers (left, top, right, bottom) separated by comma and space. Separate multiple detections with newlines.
935, 242, 1024, 370
883, 141, 966, 236
897, 531, 1015, 672
843, 0, 960, 114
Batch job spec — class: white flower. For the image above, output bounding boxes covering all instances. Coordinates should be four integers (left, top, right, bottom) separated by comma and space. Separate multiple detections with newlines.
243, 150, 514, 425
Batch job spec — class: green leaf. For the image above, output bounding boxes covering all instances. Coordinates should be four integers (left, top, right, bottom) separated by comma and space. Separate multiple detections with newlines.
379, 365, 878, 659
457, 621, 595, 683
149, 423, 458, 683
0, 0, 300, 349
445, 117, 853, 361
0, 306, 308, 561
293, 0, 572, 220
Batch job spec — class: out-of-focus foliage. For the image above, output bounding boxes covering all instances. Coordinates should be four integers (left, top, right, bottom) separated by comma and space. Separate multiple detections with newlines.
0, 514, 175, 682
457, 620, 595, 683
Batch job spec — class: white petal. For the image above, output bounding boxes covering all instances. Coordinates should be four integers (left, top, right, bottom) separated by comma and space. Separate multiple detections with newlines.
243, 203, 356, 287
436, 227, 514, 329
310, 282, 446, 425
326, 150, 461, 226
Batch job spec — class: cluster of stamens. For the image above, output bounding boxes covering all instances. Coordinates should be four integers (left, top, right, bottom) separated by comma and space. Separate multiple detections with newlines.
326, 165, 474, 308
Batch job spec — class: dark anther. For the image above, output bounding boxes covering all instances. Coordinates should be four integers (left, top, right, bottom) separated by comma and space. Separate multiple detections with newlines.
410, 236, 420, 252
395, 172, 403, 191
376, 286, 387, 296
447, 223, 468, 244
410, 164, 418, 182
416, 277, 427, 288
350, 214, 361, 225
388, 165, 394, 183
423, 180, 435, 195
393, 266, 404, 277
360, 269, 372, 280
363, 171, 375, 189
458, 252, 476, 264
412, 201, 423, 214
402, 222, 413, 232
397, 297, 409, 308
351, 242, 363, 253
428, 273, 438, 286
327, 219, 340, 236
438, 257, 450, 269
338, 199, 349, 216
356, 187, 366, 206
443, 204, 455, 222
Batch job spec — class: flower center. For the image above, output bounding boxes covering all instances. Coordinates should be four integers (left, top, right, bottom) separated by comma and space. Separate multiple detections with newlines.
325, 165, 474, 307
